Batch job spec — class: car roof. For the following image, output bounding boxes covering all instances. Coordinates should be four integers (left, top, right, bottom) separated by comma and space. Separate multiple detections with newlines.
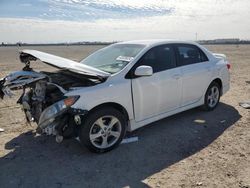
118, 39, 199, 47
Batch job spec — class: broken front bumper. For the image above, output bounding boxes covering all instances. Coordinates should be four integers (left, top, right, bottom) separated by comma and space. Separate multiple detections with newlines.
0, 71, 87, 140
37, 106, 88, 142
38, 96, 80, 127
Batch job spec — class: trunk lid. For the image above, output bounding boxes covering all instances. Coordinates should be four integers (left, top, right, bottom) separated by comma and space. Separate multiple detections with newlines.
213, 53, 230, 69
213, 53, 227, 60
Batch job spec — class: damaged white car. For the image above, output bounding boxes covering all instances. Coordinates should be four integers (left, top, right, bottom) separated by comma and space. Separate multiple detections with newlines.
0, 40, 230, 153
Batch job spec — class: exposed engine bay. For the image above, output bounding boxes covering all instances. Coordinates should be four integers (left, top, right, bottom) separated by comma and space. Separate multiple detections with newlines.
3, 70, 97, 122
0, 50, 108, 142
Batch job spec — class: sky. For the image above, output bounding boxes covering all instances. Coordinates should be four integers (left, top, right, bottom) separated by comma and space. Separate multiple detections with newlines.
0, 0, 250, 43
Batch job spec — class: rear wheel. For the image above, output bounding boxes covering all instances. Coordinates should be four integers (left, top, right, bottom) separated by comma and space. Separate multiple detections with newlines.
79, 107, 126, 153
203, 82, 221, 111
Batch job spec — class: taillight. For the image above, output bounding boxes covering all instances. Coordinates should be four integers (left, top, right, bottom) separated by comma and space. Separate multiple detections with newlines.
227, 63, 231, 70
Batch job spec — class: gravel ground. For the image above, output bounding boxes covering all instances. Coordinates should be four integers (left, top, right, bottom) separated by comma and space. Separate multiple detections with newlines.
0, 45, 249, 188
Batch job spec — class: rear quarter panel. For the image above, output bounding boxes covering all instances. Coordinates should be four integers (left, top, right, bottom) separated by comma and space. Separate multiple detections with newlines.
216, 59, 230, 95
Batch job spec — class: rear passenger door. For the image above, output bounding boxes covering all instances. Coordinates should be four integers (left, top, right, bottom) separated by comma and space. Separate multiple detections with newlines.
131, 44, 182, 122
175, 44, 212, 107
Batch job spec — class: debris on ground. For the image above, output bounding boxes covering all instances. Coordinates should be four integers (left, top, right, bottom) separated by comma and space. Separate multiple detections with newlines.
75, 136, 139, 144
239, 101, 250, 109
75, 137, 80, 142
0, 128, 4, 132
194, 119, 206, 124
121, 136, 138, 144
196, 182, 203, 186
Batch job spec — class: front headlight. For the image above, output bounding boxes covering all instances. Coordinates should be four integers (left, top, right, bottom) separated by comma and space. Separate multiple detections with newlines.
38, 96, 79, 128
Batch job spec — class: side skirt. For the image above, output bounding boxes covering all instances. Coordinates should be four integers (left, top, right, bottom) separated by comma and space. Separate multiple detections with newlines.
127, 98, 204, 132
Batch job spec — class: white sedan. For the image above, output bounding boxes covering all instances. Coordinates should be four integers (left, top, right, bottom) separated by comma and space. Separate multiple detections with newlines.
0, 40, 230, 153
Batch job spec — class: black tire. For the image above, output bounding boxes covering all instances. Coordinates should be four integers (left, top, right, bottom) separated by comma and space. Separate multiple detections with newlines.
203, 82, 221, 111
79, 107, 126, 153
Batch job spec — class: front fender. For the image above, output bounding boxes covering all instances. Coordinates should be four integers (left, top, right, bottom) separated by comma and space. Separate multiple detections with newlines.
67, 79, 134, 120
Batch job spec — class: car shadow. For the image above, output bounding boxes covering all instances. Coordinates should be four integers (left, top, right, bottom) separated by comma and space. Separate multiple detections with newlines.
0, 103, 241, 188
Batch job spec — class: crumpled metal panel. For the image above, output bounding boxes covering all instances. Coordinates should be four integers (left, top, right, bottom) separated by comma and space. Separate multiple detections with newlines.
0, 71, 47, 98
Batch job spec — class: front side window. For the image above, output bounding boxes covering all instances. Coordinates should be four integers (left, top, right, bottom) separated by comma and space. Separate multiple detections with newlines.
137, 45, 176, 73
80, 44, 145, 74
176, 44, 208, 66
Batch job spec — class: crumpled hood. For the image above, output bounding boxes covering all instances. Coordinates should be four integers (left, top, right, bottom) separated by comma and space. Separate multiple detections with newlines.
20, 49, 111, 78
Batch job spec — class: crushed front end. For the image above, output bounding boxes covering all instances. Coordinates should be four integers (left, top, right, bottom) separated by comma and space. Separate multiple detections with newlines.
0, 70, 89, 142
0, 50, 106, 143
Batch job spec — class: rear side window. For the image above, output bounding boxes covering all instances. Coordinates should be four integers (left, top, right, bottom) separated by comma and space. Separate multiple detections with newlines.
138, 45, 176, 73
176, 44, 208, 66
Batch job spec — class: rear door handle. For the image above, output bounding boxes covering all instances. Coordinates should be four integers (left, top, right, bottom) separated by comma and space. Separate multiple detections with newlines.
172, 74, 181, 80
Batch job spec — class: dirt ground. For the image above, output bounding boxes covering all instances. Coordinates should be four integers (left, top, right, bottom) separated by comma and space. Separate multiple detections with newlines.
0, 45, 249, 188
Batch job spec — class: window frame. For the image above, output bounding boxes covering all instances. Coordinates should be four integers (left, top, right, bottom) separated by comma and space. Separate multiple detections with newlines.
125, 44, 177, 79
174, 43, 209, 67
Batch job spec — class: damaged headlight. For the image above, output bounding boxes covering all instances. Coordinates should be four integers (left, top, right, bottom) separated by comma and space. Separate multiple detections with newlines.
38, 96, 79, 129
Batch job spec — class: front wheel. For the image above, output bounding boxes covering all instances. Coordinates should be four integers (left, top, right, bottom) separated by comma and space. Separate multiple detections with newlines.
203, 82, 221, 111
79, 107, 126, 153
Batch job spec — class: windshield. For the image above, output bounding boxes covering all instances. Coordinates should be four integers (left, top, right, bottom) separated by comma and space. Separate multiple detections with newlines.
80, 44, 145, 74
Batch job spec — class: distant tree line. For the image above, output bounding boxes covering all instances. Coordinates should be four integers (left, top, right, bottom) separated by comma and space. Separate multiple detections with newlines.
199, 38, 250, 45
0, 41, 116, 47
1, 39, 250, 46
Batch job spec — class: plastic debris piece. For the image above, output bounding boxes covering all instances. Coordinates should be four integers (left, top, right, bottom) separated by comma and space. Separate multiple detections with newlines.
194, 119, 206, 124
196, 182, 203, 186
239, 101, 250, 109
121, 136, 138, 144
75, 137, 80, 142
0, 128, 4, 132
220, 120, 226, 123
55, 135, 63, 143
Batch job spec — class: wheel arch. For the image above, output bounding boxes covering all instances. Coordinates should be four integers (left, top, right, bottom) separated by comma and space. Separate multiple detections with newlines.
88, 102, 130, 121
210, 78, 223, 95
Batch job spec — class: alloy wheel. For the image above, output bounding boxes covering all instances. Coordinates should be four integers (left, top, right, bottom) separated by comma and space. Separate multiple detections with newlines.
207, 86, 220, 108
89, 116, 122, 149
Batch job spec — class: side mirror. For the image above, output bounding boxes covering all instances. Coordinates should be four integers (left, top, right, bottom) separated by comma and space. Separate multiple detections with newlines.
134, 65, 153, 77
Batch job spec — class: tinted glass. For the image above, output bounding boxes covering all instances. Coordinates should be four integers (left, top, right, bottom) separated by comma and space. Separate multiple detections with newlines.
139, 45, 176, 73
176, 44, 208, 66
